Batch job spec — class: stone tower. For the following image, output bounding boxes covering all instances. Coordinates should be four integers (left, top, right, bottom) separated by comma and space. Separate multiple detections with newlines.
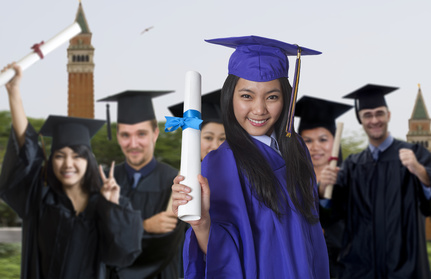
67, 2, 95, 118
406, 84, 431, 239
407, 84, 431, 148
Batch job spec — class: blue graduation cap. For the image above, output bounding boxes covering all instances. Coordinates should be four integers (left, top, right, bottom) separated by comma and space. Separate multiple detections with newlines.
205, 35, 321, 82
205, 35, 321, 136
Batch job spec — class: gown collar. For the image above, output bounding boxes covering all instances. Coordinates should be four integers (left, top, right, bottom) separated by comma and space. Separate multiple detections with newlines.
124, 157, 157, 182
251, 131, 280, 155
251, 131, 277, 147
368, 133, 393, 154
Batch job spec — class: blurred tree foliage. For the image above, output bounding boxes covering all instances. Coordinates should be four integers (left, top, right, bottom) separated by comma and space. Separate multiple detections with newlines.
0, 111, 12, 161
0, 201, 19, 227
154, 122, 182, 170
340, 129, 368, 161
90, 122, 124, 168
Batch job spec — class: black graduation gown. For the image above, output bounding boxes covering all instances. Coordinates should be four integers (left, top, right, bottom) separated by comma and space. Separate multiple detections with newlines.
0, 124, 143, 279
110, 161, 185, 279
332, 139, 431, 279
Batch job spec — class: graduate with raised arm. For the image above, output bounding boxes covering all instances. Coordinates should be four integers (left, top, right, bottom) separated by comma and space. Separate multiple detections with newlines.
326, 84, 431, 278
0, 63, 143, 279
172, 36, 329, 278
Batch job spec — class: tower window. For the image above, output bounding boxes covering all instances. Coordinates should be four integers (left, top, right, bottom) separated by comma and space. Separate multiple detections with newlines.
71, 55, 90, 63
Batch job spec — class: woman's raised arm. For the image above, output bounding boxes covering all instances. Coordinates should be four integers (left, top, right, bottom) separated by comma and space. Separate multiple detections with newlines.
2, 63, 28, 147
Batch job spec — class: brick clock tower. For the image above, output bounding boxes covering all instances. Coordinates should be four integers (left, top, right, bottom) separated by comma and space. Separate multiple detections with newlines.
67, 3, 94, 118
406, 84, 431, 239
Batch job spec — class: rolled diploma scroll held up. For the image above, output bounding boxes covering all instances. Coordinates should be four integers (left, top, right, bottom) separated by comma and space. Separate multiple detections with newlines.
0, 22, 82, 87
323, 122, 344, 199
178, 71, 202, 221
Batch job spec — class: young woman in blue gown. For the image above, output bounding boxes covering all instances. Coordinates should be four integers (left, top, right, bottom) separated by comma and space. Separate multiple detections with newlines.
171, 36, 330, 278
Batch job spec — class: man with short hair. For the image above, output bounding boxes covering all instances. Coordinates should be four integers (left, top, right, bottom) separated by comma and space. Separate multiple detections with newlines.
320, 84, 431, 278
98, 90, 185, 279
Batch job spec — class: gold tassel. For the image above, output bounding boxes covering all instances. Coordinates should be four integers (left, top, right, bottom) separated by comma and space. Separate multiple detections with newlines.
285, 47, 302, 137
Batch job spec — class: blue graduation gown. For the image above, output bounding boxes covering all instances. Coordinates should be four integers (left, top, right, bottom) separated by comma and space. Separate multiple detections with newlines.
183, 139, 329, 278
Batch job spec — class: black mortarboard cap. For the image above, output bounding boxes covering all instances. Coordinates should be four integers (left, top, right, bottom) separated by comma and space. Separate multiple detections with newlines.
39, 115, 105, 152
97, 90, 174, 124
168, 89, 222, 124
295, 96, 352, 135
97, 90, 174, 140
343, 84, 398, 123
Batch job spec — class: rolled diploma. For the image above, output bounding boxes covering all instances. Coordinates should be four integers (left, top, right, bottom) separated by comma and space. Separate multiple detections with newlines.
0, 22, 82, 87
178, 71, 202, 221
323, 122, 343, 199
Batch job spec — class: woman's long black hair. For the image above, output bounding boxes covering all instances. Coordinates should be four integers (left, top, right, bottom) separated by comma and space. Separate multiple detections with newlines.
46, 145, 102, 194
221, 74, 318, 224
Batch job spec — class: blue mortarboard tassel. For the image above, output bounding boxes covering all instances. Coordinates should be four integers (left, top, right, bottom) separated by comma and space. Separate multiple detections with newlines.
164, 109, 203, 132
285, 47, 302, 137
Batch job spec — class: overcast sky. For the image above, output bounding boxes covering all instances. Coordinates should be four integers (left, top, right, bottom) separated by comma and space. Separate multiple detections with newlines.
1, 0, 430, 140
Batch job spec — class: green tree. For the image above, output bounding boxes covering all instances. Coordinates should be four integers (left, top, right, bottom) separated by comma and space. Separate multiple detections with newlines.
91, 123, 124, 168
0, 112, 46, 165
341, 129, 368, 160
0, 201, 20, 227
0, 111, 12, 161
154, 122, 182, 170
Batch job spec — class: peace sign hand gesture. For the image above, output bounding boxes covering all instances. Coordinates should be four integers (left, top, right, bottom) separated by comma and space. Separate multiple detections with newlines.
99, 161, 120, 204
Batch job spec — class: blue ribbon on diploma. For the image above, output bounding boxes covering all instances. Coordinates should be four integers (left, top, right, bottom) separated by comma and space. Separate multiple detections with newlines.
164, 109, 203, 132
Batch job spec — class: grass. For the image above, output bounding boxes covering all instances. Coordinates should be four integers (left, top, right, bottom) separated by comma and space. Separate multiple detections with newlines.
0, 241, 430, 277
0, 243, 20, 279
428, 241, 431, 266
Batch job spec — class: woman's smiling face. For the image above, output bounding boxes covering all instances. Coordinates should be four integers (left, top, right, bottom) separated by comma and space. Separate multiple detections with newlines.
52, 146, 88, 189
232, 78, 283, 136
301, 127, 334, 168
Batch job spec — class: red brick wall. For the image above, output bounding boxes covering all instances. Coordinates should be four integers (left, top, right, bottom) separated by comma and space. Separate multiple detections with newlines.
68, 72, 94, 118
